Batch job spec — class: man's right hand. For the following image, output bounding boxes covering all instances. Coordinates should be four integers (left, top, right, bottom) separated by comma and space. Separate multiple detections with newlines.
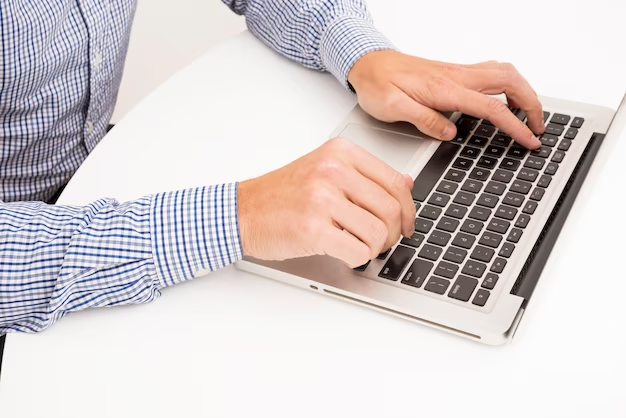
237, 137, 416, 268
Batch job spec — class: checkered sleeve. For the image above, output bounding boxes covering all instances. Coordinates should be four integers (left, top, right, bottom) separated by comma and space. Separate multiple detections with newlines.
221, 0, 396, 88
0, 184, 242, 334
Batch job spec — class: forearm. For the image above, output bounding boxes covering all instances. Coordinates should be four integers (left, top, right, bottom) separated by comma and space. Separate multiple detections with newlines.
0, 184, 242, 334
221, 0, 395, 88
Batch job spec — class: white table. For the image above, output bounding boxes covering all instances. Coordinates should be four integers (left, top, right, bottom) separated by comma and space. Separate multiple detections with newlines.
3, 2, 626, 417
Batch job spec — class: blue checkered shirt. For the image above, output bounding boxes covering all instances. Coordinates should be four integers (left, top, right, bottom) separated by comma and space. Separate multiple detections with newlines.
0, 0, 394, 333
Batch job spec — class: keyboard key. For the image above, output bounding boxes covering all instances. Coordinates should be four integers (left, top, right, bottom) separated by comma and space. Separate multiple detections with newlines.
428, 192, 451, 207
564, 127, 578, 140
510, 180, 532, 195
469, 167, 491, 181
485, 145, 506, 158
538, 175, 552, 188
424, 276, 450, 295
492, 134, 512, 147
524, 156, 545, 170
550, 113, 571, 125
420, 205, 443, 220
540, 134, 559, 147
513, 108, 527, 122
571, 117, 585, 128
452, 232, 476, 249
443, 247, 468, 264
551, 150, 565, 163
462, 260, 487, 278
523, 200, 538, 215
495, 205, 518, 221
401, 232, 426, 248
468, 135, 489, 147
415, 218, 434, 233
542, 111, 550, 122
477, 156, 498, 169
445, 169, 466, 182
485, 181, 506, 196
503, 192, 524, 207
500, 158, 520, 171
436, 217, 460, 233
469, 206, 491, 222
507, 228, 523, 243
479, 231, 502, 248
558, 139, 572, 151
471, 245, 495, 263
472, 289, 490, 306
419, 244, 443, 261
482, 273, 499, 290
530, 146, 552, 159
476, 193, 498, 208
412, 143, 462, 201
445, 204, 468, 219
453, 191, 476, 206
530, 188, 545, 201
401, 259, 434, 288
515, 214, 531, 229
455, 118, 477, 139
490, 257, 507, 274
461, 179, 483, 194
377, 249, 390, 260
448, 275, 479, 302
453, 157, 473, 171
354, 261, 370, 271
460, 147, 481, 159
428, 230, 452, 247
436, 180, 458, 195
506, 145, 527, 159
498, 242, 515, 258
434, 261, 460, 279
545, 162, 559, 175
379, 246, 416, 280
545, 123, 564, 136
517, 168, 539, 183
460, 219, 484, 236
493, 169, 514, 184
475, 124, 496, 138
488, 218, 510, 234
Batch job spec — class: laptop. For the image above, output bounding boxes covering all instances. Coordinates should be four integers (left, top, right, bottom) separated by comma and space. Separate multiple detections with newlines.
237, 93, 626, 345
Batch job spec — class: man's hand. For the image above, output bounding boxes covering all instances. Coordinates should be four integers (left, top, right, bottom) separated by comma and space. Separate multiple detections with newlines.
237, 137, 415, 268
348, 50, 545, 149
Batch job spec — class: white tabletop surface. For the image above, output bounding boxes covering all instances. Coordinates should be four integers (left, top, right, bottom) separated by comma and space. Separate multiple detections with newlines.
3, 1, 626, 417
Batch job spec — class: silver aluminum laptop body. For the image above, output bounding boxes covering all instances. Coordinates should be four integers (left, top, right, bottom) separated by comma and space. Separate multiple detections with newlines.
237, 95, 624, 345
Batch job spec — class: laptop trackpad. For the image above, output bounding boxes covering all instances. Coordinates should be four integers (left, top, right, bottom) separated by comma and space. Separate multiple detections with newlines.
338, 123, 429, 172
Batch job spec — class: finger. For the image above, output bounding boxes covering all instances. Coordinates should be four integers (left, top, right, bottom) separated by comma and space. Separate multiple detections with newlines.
331, 198, 389, 259
321, 226, 372, 268
391, 91, 457, 141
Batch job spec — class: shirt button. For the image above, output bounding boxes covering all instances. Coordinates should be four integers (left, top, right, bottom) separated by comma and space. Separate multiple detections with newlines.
86, 120, 94, 134
93, 51, 103, 68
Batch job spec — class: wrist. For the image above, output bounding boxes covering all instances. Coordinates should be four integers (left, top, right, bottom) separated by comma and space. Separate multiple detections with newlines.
347, 49, 397, 94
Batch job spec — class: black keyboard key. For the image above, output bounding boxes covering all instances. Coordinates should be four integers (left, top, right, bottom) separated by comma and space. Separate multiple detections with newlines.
542, 111, 550, 122
550, 113, 571, 125
564, 127, 578, 140
456, 117, 478, 135
448, 275, 479, 302
523, 200, 538, 215
513, 108, 527, 122
482, 273, 499, 290
460, 147, 481, 159
436, 217, 460, 233
471, 245, 495, 263
515, 214, 531, 229
443, 247, 468, 264
445, 169, 466, 183
428, 230, 452, 247
524, 156, 545, 170
472, 289, 490, 306
551, 150, 565, 163
401, 259, 434, 288
476, 193, 498, 209
475, 124, 496, 138
540, 134, 559, 147
477, 156, 498, 169
445, 204, 468, 219
490, 257, 507, 274
485, 181, 506, 196
379, 246, 415, 280
482, 119, 494, 126
452, 132, 469, 144
538, 175, 551, 188
377, 249, 390, 260
493, 169, 514, 184
436, 180, 458, 195
420, 205, 443, 220
510, 179, 532, 195
469, 167, 491, 181
485, 145, 506, 158
517, 168, 539, 183
468, 135, 489, 148
545, 123, 564, 136
495, 205, 518, 221
507, 228, 523, 243
434, 261, 459, 279
503, 192, 524, 207
453, 191, 476, 206
530, 188, 545, 201
492, 134, 512, 147
424, 276, 450, 295
414, 201, 421, 211
452, 232, 476, 250
530, 145, 552, 159
479, 231, 502, 248
354, 261, 370, 271
506, 145, 527, 159
415, 218, 434, 234
487, 218, 510, 234
428, 192, 451, 207
460, 219, 483, 236
558, 139, 572, 151
498, 242, 515, 258
571, 117, 584, 128
462, 260, 487, 278
500, 158, 520, 171
401, 232, 426, 248
453, 157, 473, 171
469, 206, 491, 222
461, 179, 483, 194
412, 143, 461, 201
545, 162, 559, 175
418, 244, 443, 261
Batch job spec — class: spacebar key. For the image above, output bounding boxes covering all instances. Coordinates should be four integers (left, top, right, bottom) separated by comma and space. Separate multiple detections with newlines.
379, 246, 416, 281
412, 142, 461, 202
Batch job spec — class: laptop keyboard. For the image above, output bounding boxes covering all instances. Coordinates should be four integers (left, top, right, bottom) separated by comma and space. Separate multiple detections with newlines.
355, 109, 585, 307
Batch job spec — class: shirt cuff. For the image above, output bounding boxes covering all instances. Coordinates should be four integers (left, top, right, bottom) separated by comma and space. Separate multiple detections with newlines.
150, 183, 243, 287
320, 15, 396, 90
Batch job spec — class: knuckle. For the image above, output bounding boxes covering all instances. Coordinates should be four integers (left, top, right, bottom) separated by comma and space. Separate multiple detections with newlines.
487, 97, 508, 115
312, 155, 344, 179
369, 219, 388, 256
421, 111, 442, 132
441, 63, 464, 74
498, 62, 518, 83
305, 182, 335, 210
384, 198, 402, 223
